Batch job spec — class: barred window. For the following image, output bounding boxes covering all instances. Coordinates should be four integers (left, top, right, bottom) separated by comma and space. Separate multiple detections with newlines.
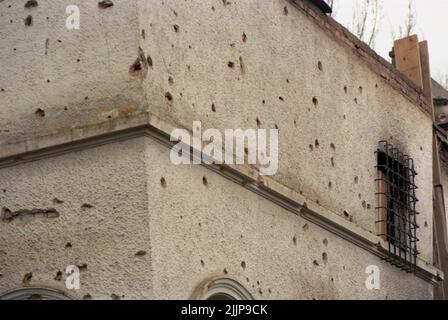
375, 141, 419, 271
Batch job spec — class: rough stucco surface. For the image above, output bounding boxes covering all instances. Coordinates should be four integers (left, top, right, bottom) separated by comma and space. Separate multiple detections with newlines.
0, 136, 433, 299
0, 0, 145, 142
0, 138, 151, 300
136, 0, 433, 262
0, 0, 436, 299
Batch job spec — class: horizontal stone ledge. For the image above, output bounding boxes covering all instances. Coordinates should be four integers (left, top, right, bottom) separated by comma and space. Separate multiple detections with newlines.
0, 111, 442, 284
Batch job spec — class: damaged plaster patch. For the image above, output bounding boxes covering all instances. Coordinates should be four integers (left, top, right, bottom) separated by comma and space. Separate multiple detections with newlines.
129, 47, 148, 79
1, 207, 59, 223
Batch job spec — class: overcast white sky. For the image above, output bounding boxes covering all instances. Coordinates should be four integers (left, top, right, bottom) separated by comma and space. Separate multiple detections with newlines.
331, 0, 448, 80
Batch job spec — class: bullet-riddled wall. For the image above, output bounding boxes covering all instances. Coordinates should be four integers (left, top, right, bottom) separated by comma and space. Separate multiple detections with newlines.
0, 0, 438, 299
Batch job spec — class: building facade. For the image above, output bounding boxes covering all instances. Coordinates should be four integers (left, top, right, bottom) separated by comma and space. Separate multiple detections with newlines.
0, 0, 442, 299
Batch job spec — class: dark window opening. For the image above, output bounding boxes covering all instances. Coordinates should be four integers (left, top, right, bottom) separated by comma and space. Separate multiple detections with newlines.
375, 141, 419, 272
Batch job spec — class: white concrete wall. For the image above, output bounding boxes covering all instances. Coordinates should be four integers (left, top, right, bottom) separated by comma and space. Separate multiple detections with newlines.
0, 136, 433, 299
0, 0, 436, 299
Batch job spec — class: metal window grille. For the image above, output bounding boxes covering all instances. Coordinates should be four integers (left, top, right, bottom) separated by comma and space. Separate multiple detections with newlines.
375, 141, 419, 272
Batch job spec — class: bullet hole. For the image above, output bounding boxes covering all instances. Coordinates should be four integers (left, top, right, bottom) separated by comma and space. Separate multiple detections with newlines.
110, 294, 120, 300
223, 268, 228, 275
328, 181, 332, 189
64, 106, 68, 111
22, 272, 32, 285
83, 294, 92, 300
354, 98, 358, 104
330, 143, 335, 150
81, 203, 93, 209
257, 281, 260, 285
283, 6, 288, 15
362, 200, 366, 208
141, 29, 145, 39
135, 250, 146, 257
359, 86, 363, 93
35, 108, 45, 117
65, 242, 72, 248
228, 61, 235, 68
241, 261, 246, 269
331, 278, 334, 282
258, 289, 263, 295
202, 176, 208, 187
57, 39, 62, 43
0, 88, 4, 92
211, 104, 216, 112
160, 177, 167, 188
302, 223, 309, 231
313, 260, 319, 266
52, 198, 64, 204
24, 15, 33, 26
367, 203, 371, 209
314, 139, 319, 148
173, 24, 180, 32
268, 289, 272, 294
165, 92, 173, 102
317, 61, 323, 71
343, 211, 349, 218
354, 176, 358, 184
98, 0, 114, 9
242, 32, 247, 42
222, 0, 230, 6
78, 263, 87, 271
84, 96, 89, 100
343, 85, 347, 93
293, 235, 297, 245
239, 56, 245, 74
256, 117, 261, 127
129, 47, 148, 78
167, 76, 174, 86
274, 124, 279, 130
212, 6, 215, 11
54, 271, 62, 281
286, 79, 290, 83
375, 83, 379, 88
294, 120, 297, 126
25, 0, 38, 8
424, 221, 428, 227
76, 58, 80, 62
200, 260, 205, 267
420, 146, 423, 151
147, 55, 153, 68
316, 199, 320, 205
322, 252, 328, 263
312, 97, 318, 107
46, 79, 50, 83
330, 157, 335, 166
323, 238, 328, 246
343, 114, 346, 120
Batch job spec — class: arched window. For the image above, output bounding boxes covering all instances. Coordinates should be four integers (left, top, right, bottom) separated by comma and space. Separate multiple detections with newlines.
0, 287, 71, 300
193, 277, 253, 300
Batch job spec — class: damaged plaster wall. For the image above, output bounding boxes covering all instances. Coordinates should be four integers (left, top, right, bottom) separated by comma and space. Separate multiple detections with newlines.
135, 0, 434, 263
0, 0, 436, 299
0, 0, 147, 143
0, 137, 151, 300
0, 136, 433, 299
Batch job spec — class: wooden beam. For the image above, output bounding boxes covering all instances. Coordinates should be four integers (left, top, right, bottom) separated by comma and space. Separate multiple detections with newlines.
419, 41, 434, 116
394, 35, 423, 88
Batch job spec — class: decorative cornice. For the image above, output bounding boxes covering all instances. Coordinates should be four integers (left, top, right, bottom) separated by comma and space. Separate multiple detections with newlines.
0, 113, 442, 284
